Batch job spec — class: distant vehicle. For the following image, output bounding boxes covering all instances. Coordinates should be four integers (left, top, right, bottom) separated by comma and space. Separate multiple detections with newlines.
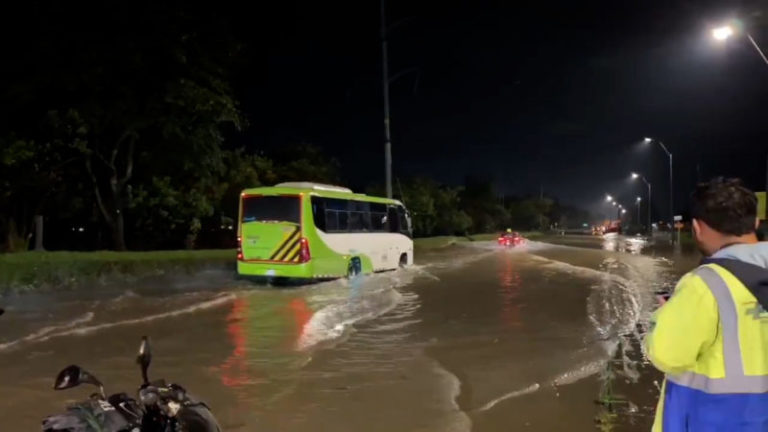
237, 182, 413, 281
498, 231, 525, 247
603, 220, 622, 235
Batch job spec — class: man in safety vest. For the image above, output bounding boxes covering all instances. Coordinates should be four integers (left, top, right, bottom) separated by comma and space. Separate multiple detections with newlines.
646, 177, 768, 431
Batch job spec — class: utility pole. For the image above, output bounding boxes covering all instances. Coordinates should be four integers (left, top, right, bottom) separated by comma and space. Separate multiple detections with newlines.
380, 0, 393, 198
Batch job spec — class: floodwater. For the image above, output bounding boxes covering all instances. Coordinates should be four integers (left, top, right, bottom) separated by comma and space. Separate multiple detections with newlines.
0, 235, 698, 431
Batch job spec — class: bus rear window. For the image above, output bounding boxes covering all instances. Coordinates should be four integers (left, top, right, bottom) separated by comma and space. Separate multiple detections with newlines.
242, 196, 300, 224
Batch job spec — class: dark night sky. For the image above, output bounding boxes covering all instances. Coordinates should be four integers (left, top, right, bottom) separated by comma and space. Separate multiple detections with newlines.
234, 0, 768, 220
11, 0, 758, 222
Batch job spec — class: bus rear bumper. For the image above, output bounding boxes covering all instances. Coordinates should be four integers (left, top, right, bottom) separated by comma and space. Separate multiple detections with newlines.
236, 260, 345, 281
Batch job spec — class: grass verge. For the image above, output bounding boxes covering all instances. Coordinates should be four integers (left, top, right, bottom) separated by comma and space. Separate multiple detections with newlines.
0, 250, 234, 293
1, 231, 544, 292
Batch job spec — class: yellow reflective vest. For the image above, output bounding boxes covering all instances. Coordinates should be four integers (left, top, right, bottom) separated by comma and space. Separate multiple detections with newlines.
645, 263, 768, 431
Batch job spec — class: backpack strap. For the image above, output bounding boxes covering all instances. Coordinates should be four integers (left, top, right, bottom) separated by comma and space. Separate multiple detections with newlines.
700, 257, 768, 311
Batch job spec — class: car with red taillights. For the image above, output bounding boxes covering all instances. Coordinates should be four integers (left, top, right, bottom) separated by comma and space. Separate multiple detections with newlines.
498, 231, 525, 247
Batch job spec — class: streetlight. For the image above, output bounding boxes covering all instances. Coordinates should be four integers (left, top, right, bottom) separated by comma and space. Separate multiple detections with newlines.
712, 26, 734, 41
380, 0, 393, 198
636, 196, 642, 226
643, 138, 673, 242
712, 24, 768, 67
711, 22, 768, 196
631, 172, 652, 236
606, 194, 613, 202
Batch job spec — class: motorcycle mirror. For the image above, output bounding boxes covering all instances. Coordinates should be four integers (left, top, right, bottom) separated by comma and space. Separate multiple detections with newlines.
54, 365, 106, 398
137, 336, 152, 385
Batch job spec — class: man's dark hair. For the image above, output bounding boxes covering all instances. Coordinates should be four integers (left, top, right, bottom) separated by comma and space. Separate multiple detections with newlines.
691, 177, 757, 236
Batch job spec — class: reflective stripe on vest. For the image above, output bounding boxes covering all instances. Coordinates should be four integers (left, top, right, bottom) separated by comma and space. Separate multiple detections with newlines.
666, 266, 768, 393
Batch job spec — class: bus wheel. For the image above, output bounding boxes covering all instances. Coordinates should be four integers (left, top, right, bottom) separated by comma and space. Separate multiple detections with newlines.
348, 257, 362, 278
399, 253, 408, 268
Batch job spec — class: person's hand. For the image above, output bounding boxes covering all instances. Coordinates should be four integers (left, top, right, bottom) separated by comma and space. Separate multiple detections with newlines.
654, 291, 671, 306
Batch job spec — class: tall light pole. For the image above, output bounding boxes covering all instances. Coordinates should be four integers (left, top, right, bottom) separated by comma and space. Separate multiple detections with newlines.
636, 196, 642, 227
380, 0, 393, 198
632, 172, 652, 235
644, 137, 673, 242
712, 23, 768, 197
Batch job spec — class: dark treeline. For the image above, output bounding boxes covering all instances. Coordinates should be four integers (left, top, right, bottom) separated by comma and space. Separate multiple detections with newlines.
0, 3, 591, 252
371, 177, 593, 238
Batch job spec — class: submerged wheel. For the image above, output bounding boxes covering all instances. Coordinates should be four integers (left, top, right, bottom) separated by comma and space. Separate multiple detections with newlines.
348, 257, 362, 277
399, 253, 408, 268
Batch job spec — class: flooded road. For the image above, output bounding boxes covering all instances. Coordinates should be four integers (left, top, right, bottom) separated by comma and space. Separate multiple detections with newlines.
0, 236, 697, 431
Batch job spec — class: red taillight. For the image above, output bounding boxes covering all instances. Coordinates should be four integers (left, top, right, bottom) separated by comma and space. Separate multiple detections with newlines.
236, 236, 243, 261
299, 237, 311, 262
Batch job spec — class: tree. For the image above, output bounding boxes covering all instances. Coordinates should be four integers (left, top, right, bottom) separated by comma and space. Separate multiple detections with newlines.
399, 178, 438, 236
271, 143, 341, 185
460, 176, 507, 233
393, 178, 473, 237
0, 111, 85, 251
58, 4, 244, 250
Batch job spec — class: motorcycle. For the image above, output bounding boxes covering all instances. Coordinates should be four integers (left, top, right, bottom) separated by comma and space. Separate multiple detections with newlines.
42, 336, 221, 432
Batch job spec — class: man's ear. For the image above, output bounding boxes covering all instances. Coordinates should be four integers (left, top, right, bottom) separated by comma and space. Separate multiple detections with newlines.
692, 219, 702, 238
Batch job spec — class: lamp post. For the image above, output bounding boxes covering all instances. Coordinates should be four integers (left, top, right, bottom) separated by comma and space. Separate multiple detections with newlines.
636, 196, 642, 227
632, 172, 652, 236
643, 138, 673, 242
380, 0, 393, 198
712, 23, 768, 199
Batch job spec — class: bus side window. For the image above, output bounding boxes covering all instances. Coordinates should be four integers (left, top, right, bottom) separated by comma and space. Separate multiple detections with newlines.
325, 211, 339, 232
387, 206, 400, 233
348, 211, 363, 231
338, 211, 349, 231
397, 206, 412, 237
311, 197, 326, 231
323, 198, 348, 233
370, 203, 388, 232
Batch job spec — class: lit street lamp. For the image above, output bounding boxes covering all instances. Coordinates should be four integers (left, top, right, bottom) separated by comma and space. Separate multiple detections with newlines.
643, 138, 673, 242
712, 26, 734, 41
631, 172, 652, 235
636, 196, 642, 226
712, 24, 768, 67
606, 194, 613, 202
711, 22, 768, 196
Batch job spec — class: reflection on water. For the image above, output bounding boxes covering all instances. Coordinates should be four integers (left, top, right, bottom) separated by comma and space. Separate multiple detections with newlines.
602, 234, 648, 255
220, 297, 248, 388
497, 253, 523, 329
216, 292, 316, 406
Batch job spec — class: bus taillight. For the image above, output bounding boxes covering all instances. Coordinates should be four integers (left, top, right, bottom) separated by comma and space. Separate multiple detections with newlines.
236, 236, 243, 261
299, 237, 311, 262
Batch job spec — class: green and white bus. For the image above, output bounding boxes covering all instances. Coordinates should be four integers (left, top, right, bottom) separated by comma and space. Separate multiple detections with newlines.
237, 182, 413, 280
